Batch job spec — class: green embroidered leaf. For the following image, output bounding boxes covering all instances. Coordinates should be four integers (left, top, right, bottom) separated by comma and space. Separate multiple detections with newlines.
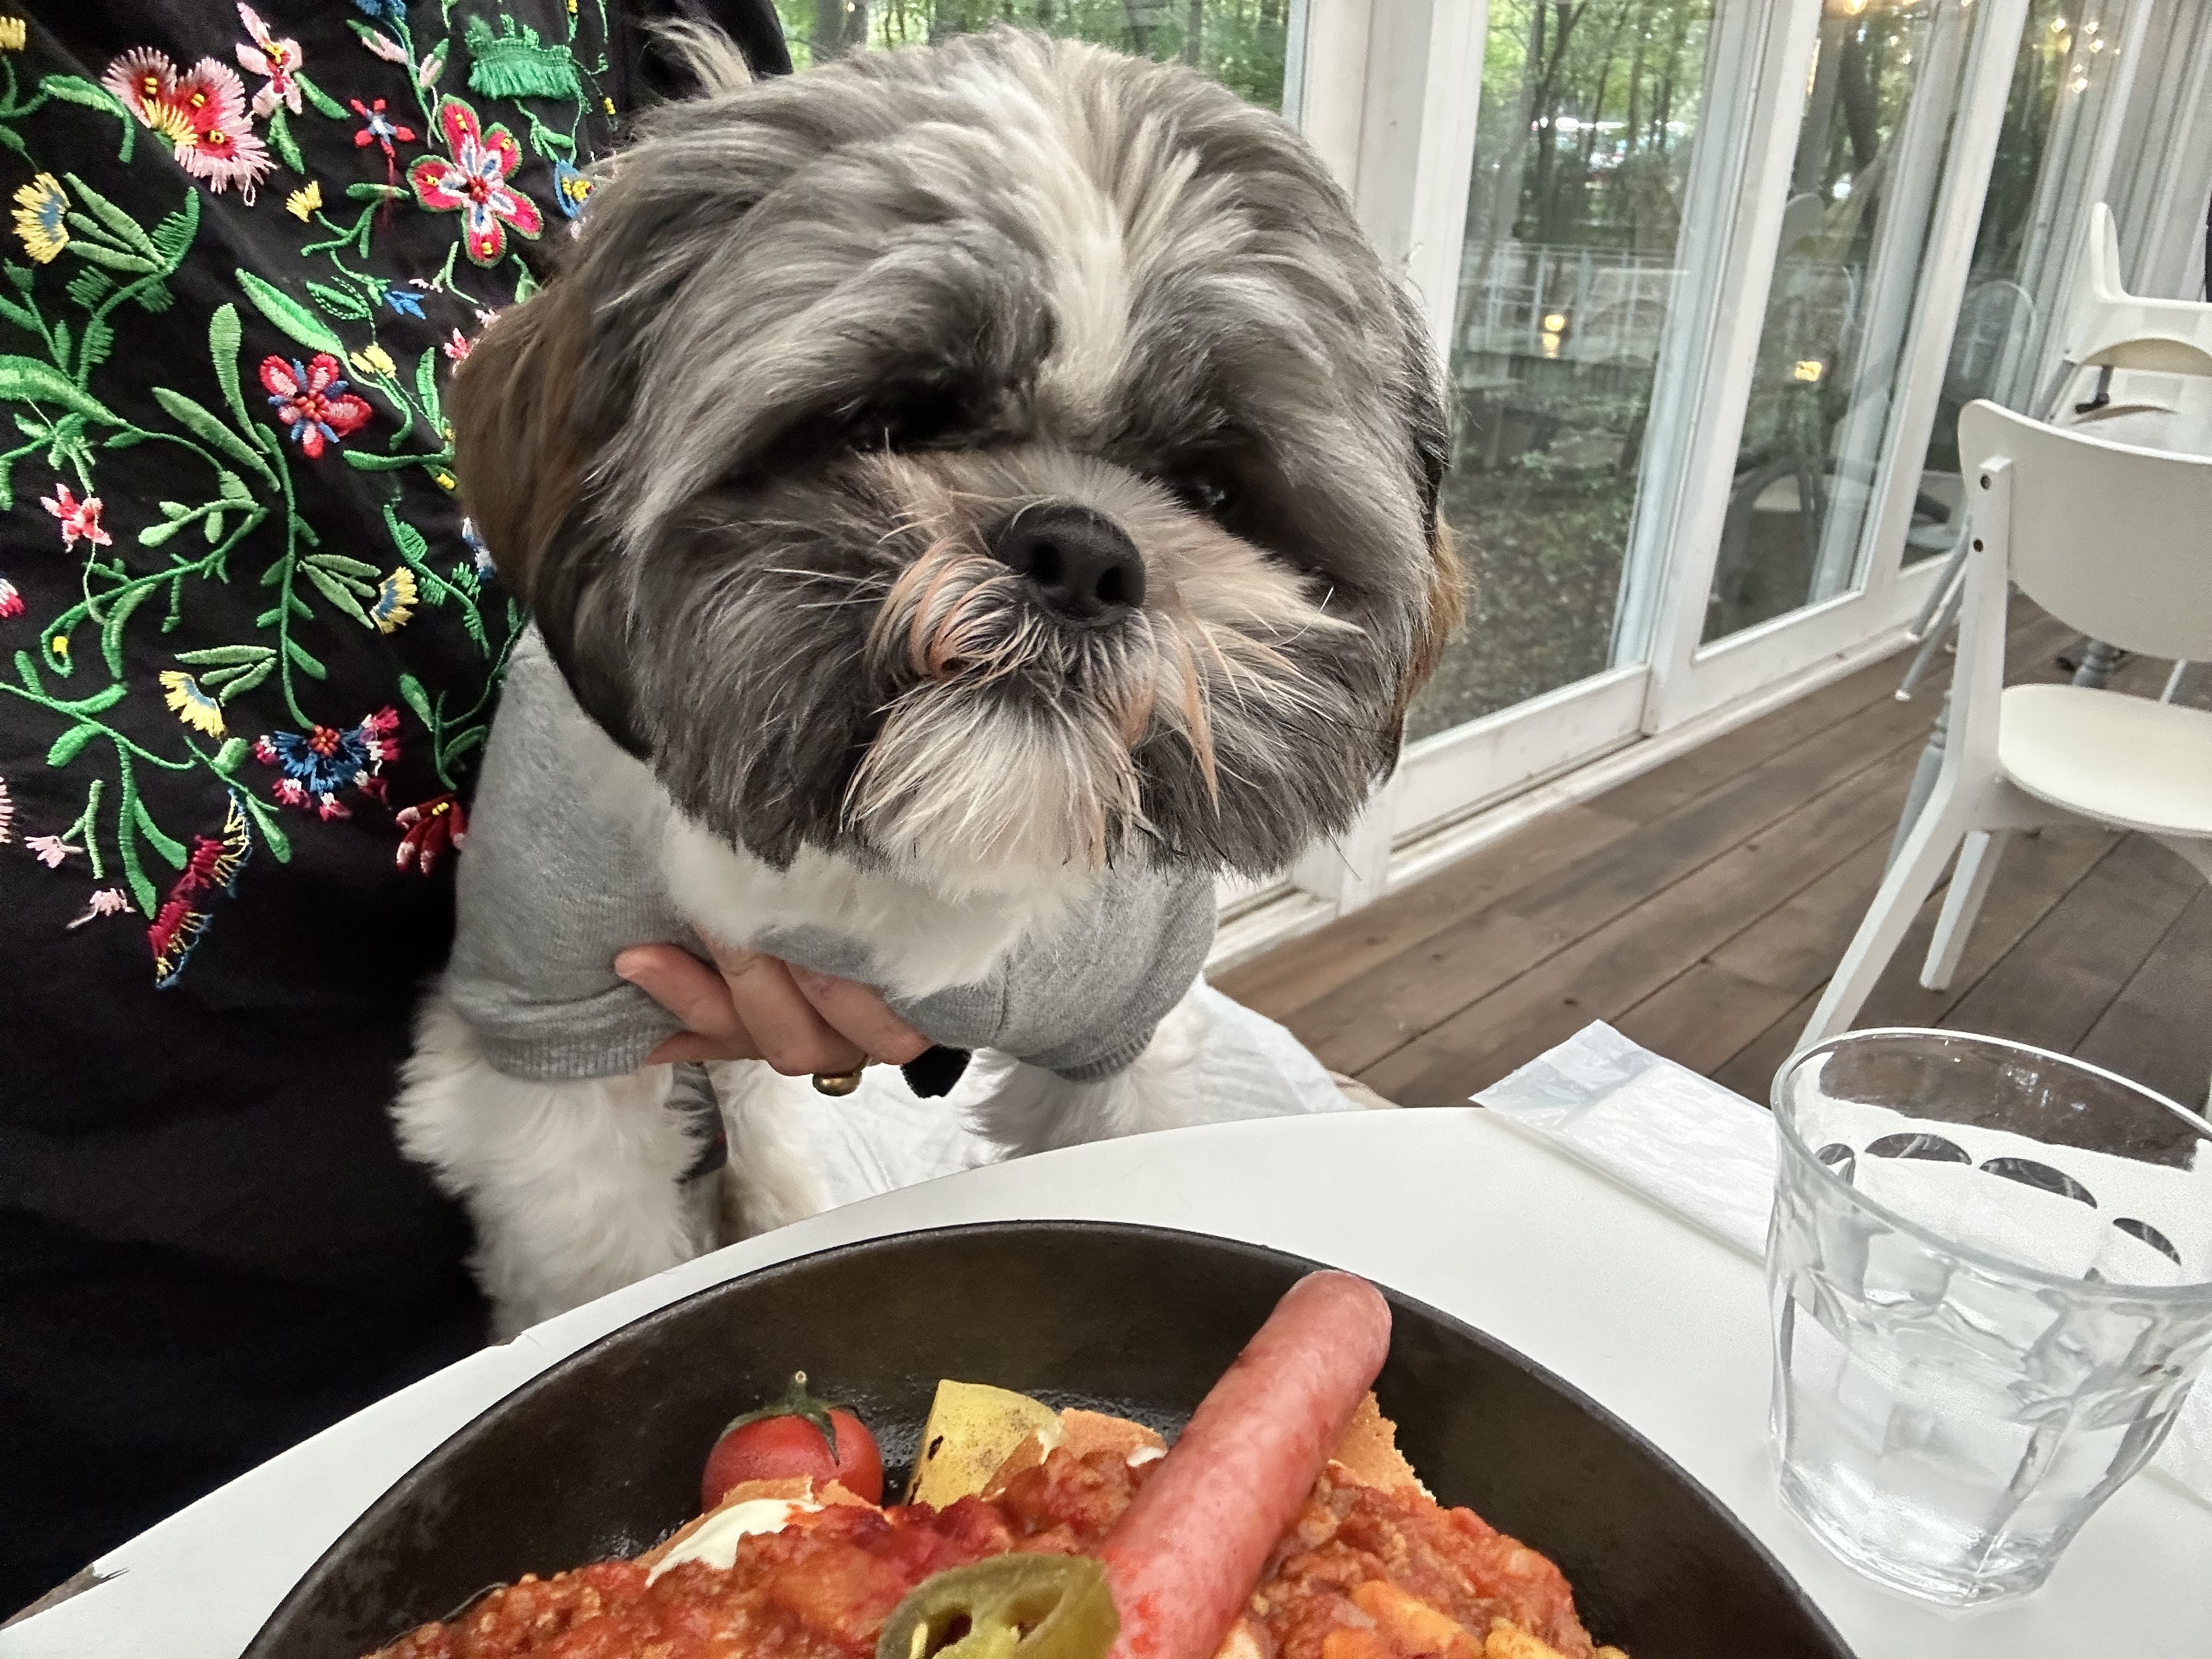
303, 563, 374, 624
513, 263, 540, 301
304, 279, 372, 321
15, 650, 44, 695
414, 347, 441, 427
383, 504, 430, 564
0, 292, 37, 333
207, 303, 275, 459
397, 672, 435, 731
3, 262, 32, 295
99, 583, 153, 673
293, 71, 347, 120
235, 270, 347, 359
150, 386, 279, 489
157, 500, 190, 521
128, 797, 188, 870
341, 450, 419, 472
217, 471, 253, 505
65, 239, 157, 276
464, 16, 582, 100
136, 280, 174, 314
307, 552, 382, 581
53, 682, 127, 716
241, 791, 292, 861
257, 560, 286, 588
47, 725, 99, 768
39, 76, 136, 161
65, 267, 114, 311
441, 725, 488, 769
102, 428, 146, 449
80, 318, 114, 372
61, 173, 157, 257
138, 517, 190, 548
252, 605, 283, 627
287, 592, 312, 620
215, 659, 273, 703
346, 182, 408, 202
285, 637, 328, 678
211, 737, 251, 775
205, 510, 224, 543
0, 354, 116, 424
50, 319, 69, 366
148, 195, 199, 268
177, 645, 273, 668
296, 517, 319, 546
266, 106, 304, 174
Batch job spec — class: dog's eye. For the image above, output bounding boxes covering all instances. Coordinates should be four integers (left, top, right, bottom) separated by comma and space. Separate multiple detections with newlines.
858, 394, 966, 453
1171, 468, 1238, 522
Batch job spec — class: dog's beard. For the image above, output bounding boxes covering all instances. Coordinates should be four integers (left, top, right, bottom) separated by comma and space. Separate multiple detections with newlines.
635, 448, 1391, 896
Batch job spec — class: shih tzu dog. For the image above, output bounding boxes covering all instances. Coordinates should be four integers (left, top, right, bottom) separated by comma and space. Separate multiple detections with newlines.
393, 26, 1460, 1336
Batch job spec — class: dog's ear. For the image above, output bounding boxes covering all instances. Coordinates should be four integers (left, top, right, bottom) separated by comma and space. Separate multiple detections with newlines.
1382, 293, 1466, 767
449, 280, 650, 756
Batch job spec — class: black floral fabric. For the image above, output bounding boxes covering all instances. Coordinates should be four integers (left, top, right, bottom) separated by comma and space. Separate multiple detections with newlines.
0, 0, 783, 1608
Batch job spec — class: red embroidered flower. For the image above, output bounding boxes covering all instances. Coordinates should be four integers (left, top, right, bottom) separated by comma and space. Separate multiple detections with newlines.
394, 792, 467, 874
40, 482, 111, 549
259, 354, 373, 458
350, 96, 416, 167
103, 49, 272, 202
0, 575, 21, 620
255, 708, 399, 819
407, 97, 541, 267
440, 326, 472, 363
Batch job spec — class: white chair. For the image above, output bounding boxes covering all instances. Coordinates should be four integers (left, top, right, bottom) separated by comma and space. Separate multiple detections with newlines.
1801, 400, 2212, 1054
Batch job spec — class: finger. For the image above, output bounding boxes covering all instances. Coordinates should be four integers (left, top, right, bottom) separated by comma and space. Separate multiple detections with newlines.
788, 969, 932, 1065
614, 944, 759, 1053
705, 946, 867, 1077
643, 1031, 760, 1066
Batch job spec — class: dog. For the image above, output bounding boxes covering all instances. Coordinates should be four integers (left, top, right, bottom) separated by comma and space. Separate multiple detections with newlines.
393, 26, 1462, 1338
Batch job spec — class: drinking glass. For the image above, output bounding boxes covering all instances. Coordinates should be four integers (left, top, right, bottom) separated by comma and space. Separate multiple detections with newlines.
1768, 1028, 2212, 1605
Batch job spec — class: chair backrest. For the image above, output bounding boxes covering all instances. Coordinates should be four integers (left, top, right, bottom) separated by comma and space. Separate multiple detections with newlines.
2060, 204, 2212, 377
1959, 400, 2212, 663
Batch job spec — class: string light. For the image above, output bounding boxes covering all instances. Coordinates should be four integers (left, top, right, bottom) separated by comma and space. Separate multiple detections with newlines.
1793, 360, 1826, 384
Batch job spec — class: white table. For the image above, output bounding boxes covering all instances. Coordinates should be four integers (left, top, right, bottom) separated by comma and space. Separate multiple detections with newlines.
5, 1109, 2204, 1659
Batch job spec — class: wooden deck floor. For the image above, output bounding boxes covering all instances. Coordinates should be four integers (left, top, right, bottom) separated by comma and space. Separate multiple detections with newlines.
1220, 598, 2212, 1113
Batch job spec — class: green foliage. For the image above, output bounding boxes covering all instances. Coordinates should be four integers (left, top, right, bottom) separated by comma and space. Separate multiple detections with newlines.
771, 0, 1291, 109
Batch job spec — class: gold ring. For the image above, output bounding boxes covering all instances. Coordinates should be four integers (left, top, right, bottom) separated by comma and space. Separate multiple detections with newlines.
812, 1066, 866, 1097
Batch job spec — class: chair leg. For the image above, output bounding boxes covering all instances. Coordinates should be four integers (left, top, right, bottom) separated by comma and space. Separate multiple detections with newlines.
1922, 830, 2010, 990
1799, 795, 1970, 1053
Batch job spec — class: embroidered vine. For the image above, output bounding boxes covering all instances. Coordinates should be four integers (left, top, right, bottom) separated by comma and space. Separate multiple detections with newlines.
0, 3, 615, 981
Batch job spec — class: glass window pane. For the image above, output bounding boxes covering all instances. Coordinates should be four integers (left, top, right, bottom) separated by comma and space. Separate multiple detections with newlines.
1408, 0, 1718, 743
1901, 0, 2138, 567
774, 0, 1297, 109
1702, 0, 1984, 645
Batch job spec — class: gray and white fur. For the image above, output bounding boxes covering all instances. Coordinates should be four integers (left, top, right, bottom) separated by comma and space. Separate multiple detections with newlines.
394, 26, 1462, 1336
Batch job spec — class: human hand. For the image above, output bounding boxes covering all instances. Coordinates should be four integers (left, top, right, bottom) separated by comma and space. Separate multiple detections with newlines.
613, 939, 930, 1075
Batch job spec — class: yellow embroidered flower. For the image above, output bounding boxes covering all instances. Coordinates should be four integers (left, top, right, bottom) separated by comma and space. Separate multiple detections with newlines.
349, 342, 397, 379
370, 567, 417, 633
48, 633, 68, 662
285, 179, 321, 222
12, 172, 66, 264
431, 469, 456, 492
159, 670, 227, 737
602, 96, 616, 115
0, 18, 26, 51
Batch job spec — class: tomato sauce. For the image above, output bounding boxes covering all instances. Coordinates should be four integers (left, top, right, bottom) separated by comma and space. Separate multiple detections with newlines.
370, 1451, 1596, 1659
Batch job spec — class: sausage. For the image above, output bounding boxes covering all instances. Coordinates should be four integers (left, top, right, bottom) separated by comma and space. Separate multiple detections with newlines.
1097, 1271, 1392, 1659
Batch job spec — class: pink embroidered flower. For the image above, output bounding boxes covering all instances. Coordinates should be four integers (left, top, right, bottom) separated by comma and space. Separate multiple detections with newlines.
394, 792, 467, 874
234, 3, 302, 119
103, 50, 272, 202
67, 888, 132, 930
40, 482, 111, 550
354, 25, 410, 67
407, 97, 541, 267
259, 354, 373, 458
26, 833, 81, 868
0, 575, 20, 620
440, 326, 472, 362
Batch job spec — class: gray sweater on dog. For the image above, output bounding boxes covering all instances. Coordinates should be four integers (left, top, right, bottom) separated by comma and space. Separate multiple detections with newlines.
444, 631, 1215, 1084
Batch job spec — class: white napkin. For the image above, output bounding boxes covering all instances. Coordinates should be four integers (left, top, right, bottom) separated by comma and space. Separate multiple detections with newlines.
1474, 1022, 2212, 1510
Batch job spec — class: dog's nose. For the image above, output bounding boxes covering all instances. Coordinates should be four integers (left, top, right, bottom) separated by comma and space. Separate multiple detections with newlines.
986, 505, 1146, 621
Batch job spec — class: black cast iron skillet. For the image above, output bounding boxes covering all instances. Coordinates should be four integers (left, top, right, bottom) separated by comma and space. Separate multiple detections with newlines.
246, 1222, 1851, 1658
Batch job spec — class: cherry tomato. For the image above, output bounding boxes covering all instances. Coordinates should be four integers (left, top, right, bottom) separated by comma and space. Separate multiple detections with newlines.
703, 1371, 884, 1509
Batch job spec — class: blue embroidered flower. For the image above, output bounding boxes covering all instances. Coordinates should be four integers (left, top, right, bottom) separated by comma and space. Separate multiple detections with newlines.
382, 285, 426, 319
460, 515, 493, 582
253, 708, 399, 820
551, 157, 593, 219
348, 0, 405, 19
